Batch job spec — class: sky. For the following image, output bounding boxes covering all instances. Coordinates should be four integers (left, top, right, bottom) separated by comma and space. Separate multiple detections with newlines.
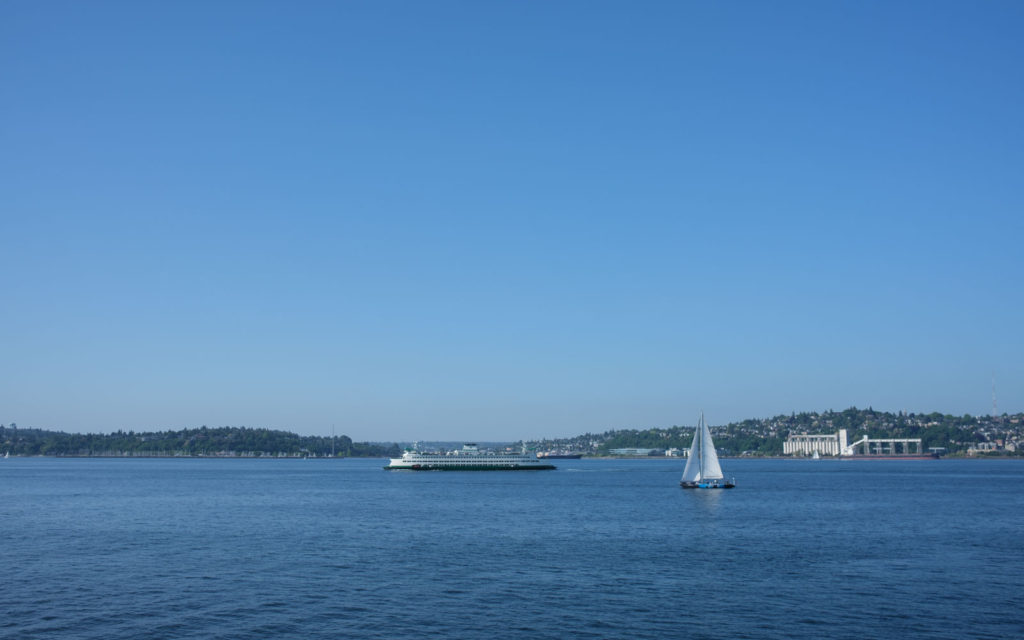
2, 1, 1022, 441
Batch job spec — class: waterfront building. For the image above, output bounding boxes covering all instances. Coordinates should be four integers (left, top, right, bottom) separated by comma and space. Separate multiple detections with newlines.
785, 429, 930, 457
783, 432, 842, 456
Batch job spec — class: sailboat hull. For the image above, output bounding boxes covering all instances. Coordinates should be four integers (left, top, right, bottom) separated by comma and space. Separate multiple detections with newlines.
680, 481, 735, 489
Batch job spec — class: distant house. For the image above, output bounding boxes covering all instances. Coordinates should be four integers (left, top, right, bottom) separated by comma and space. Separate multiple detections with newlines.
967, 442, 999, 455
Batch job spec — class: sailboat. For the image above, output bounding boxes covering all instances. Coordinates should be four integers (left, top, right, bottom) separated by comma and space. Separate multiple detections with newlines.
680, 413, 735, 489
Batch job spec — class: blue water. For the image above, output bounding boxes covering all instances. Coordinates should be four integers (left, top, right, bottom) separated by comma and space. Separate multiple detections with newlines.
3, 458, 1023, 639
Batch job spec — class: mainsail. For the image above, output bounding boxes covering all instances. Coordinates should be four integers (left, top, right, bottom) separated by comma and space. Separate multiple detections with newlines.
680, 413, 724, 483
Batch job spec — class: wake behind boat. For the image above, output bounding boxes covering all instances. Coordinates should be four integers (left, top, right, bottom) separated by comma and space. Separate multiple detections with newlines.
680, 413, 735, 489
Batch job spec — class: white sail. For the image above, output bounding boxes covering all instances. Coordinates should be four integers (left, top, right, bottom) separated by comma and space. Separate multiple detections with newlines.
698, 416, 724, 480
680, 413, 724, 483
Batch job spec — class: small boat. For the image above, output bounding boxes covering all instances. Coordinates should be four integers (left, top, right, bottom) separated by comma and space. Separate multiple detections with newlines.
812, 450, 821, 460
680, 413, 735, 489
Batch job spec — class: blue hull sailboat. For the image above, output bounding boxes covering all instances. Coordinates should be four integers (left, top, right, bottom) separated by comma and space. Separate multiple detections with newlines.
680, 413, 735, 489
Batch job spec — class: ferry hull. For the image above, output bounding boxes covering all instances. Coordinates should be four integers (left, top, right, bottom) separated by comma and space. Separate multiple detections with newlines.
385, 443, 556, 471
384, 464, 556, 471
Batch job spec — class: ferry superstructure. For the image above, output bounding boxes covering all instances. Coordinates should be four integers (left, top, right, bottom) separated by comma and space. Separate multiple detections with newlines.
384, 443, 556, 471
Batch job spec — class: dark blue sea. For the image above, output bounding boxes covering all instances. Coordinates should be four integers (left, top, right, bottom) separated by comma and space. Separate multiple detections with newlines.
3, 457, 1023, 639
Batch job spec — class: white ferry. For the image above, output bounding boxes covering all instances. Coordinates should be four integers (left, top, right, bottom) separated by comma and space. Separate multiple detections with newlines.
384, 443, 556, 471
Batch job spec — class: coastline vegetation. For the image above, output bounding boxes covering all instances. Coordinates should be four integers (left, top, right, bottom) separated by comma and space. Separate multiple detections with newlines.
535, 407, 1024, 457
0, 424, 401, 458
1, 408, 1021, 458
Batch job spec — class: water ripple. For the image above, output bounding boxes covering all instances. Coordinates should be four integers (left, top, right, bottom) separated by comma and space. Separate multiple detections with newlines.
3, 458, 1024, 639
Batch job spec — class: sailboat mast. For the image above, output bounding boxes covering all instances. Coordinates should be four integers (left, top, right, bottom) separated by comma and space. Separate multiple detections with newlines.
698, 412, 704, 481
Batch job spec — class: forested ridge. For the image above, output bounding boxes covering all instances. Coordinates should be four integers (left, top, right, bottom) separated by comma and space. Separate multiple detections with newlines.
531, 407, 1024, 456
0, 424, 401, 458
3, 407, 1022, 458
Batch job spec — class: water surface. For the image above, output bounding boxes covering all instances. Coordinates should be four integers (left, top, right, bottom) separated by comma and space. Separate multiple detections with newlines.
3, 458, 1022, 639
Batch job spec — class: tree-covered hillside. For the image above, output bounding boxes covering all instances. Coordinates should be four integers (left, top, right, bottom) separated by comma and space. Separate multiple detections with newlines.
537, 407, 1022, 456
3, 407, 1021, 458
0, 424, 400, 458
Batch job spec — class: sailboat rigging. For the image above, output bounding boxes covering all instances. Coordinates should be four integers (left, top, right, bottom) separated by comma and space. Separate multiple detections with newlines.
680, 412, 735, 489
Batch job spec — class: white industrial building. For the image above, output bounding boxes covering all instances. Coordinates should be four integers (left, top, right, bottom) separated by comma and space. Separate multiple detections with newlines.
784, 429, 925, 457
783, 431, 844, 456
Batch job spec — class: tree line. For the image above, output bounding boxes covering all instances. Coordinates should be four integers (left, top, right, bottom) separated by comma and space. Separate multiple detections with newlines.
0, 424, 401, 458
4, 407, 1020, 458
588, 407, 1021, 456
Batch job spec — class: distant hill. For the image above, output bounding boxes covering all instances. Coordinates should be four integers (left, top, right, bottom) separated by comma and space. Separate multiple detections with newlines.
0, 424, 401, 458
2, 408, 1021, 457
525, 407, 1023, 457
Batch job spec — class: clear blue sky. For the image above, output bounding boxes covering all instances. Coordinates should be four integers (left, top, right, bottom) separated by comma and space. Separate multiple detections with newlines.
2, 1, 1022, 441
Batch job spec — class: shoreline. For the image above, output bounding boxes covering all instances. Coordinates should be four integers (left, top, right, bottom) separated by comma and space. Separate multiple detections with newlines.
4, 453, 1021, 460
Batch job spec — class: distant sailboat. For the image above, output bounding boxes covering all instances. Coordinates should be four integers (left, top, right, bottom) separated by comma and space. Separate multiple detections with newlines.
812, 450, 821, 460
680, 413, 735, 489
